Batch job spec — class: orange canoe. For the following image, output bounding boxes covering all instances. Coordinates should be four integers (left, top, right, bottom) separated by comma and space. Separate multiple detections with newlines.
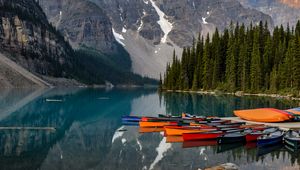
139, 121, 177, 127
164, 126, 216, 136
234, 108, 294, 123
139, 127, 164, 133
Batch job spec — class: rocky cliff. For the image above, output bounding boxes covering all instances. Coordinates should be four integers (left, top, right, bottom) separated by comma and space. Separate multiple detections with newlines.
0, 0, 75, 78
0, 0, 154, 87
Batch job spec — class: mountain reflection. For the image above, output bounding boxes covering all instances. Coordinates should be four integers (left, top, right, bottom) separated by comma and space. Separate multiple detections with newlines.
0, 89, 299, 170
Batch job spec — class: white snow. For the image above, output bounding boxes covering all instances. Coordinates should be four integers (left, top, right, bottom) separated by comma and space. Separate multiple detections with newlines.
149, 0, 173, 43
193, 1, 196, 9
207, 11, 210, 15
143, 0, 149, 4
59, 11, 62, 16
155, 50, 158, 54
112, 28, 126, 46
122, 138, 127, 144
137, 139, 142, 151
138, 20, 144, 31
202, 17, 208, 24
149, 135, 171, 170
122, 27, 127, 33
112, 126, 125, 143
138, 10, 147, 31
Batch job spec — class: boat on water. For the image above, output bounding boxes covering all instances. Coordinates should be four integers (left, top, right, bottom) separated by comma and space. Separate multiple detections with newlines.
139, 127, 164, 133
183, 130, 224, 141
164, 126, 217, 136
215, 122, 246, 128
182, 128, 243, 141
234, 108, 295, 122
245, 127, 278, 142
139, 121, 178, 127
217, 129, 252, 144
284, 130, 300, 150
122, 116, 141, 122
257, 131, 284, 147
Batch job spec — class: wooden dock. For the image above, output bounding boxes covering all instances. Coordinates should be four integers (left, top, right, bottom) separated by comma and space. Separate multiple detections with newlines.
0, 127, 56, 131
221, 117, 300, 131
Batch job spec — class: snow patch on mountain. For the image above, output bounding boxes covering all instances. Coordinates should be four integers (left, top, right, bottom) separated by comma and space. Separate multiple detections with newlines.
112, 28, 125, 46
202, 17, 208, 24
143, 0, 149, 5
122, 27, 127, 33
149, 0, 173, 43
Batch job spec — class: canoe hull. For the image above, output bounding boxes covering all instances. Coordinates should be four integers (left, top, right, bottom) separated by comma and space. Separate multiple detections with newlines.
164, 127, 216, 136
284, 137, 300, 149
139, 121, 177, 127
183, 132, 223, 141
234, 108, 294, 123
246, 133, 263, 142
257, 136, 283, 147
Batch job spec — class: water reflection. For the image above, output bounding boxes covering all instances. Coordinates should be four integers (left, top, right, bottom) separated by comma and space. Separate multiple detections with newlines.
0, 89, 299, 170
162, 92, 299, 116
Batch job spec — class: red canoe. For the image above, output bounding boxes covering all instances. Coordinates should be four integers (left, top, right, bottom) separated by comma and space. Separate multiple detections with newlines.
245, 132, 263, 142
182, 131, 224, 141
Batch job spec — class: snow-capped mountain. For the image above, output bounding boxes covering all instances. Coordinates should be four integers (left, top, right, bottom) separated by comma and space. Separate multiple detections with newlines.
39, 0, 274, 79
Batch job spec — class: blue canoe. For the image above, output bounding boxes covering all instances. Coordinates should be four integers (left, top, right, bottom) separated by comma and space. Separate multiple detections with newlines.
257, 131, 284, 147
121, 116, 141, 122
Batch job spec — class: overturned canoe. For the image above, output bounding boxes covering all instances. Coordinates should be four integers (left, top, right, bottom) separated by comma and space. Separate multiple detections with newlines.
234, 108, 294, 122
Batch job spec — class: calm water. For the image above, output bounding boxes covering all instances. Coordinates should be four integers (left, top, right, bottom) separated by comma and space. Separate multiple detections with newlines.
0, 88, 300, 170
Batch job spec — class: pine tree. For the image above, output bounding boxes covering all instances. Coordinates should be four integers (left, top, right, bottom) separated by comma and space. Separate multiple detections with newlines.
250, 31, 262, 92
293, 36, 300, 89
225, 31, 236, 91
202, 34, 212, 89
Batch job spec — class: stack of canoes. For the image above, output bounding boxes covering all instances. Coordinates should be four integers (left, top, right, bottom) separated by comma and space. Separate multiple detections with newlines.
122, 114, 300, 151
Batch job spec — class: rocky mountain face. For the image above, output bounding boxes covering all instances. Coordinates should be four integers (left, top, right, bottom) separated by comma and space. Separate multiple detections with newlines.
238, 0, 300, 27
0, 0, 154, 87
39, 0, 273, 78
39, 0, 125, 56
0, 0, 74, 78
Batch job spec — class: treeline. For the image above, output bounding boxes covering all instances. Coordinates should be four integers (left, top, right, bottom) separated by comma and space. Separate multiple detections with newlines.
162, 21, 300, 94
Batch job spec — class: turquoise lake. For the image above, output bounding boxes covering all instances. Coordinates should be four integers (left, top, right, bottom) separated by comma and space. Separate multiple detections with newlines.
0, 88, 300, 170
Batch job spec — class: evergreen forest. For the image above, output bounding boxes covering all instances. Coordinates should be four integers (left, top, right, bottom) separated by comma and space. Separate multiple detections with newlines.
162, 21, 300, 95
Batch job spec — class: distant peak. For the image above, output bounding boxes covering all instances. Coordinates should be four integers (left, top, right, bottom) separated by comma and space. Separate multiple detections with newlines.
280, 0, 300, 8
